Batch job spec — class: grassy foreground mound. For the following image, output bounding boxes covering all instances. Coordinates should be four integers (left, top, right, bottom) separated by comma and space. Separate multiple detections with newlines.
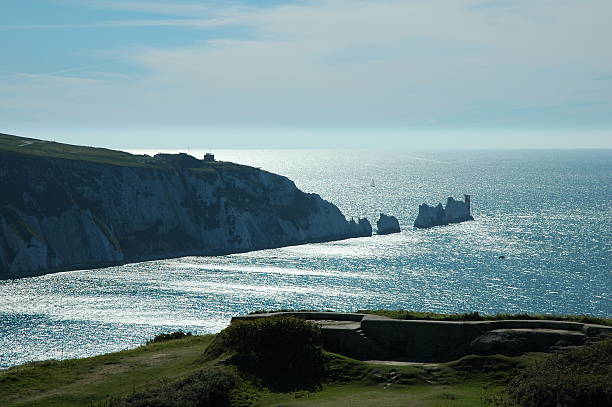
1, 313, 610, 407
0, 335, 215, 407
217, 317, 325, 390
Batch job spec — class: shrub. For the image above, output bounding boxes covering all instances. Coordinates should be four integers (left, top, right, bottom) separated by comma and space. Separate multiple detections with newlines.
146, 330, 192, 345
505, 338, 612, 407
103, 368, 237, 407
219, 317, 324, 390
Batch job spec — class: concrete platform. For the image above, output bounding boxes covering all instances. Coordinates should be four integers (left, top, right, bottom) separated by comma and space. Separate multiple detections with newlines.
231, 312, 612, 362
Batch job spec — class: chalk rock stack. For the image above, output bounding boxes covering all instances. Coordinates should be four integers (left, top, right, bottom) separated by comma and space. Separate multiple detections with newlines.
414, 195, 473, 229
376, 213, 400, 235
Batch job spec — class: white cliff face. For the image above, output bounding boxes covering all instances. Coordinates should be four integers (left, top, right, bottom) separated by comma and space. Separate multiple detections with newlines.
0, 151, 372, 279
0, 217, 50, 273
413, 195, 473, 229
376, 213, 400, 235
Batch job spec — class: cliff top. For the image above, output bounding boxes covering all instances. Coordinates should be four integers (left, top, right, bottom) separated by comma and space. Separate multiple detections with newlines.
0, 133, 253, 175
0, 133, 160, 168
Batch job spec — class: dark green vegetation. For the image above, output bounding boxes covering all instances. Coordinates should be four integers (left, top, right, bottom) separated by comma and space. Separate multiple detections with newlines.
503, 338, 612, 407
104, 368, 237, 407
1, 315, 610, 407
359, 309, 612, 326
146, 330, 193, 345
216, 317, 325, 390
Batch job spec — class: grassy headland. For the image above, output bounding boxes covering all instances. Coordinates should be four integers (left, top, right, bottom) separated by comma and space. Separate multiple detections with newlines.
0, 132, 255, 175
1, 311, 610, 407
0, 133, 160, 168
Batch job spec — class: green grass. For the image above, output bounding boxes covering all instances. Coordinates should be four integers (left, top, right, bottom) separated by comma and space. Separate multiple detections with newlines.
0, 133, 160, 168
358, 310, 612, 326
0, 332, 537, 407
0, 335, 214, 407
258, 381, 500, 407
254, 351, 536, 407
1, 313, 606, 407
0, 133, 260, 177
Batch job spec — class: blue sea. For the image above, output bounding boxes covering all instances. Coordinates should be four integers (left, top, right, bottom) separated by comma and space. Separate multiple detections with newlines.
0, 149, 610, 369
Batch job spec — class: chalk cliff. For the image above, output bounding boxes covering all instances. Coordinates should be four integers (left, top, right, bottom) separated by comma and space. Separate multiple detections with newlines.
376, 213, 400, 235
414, 195, 473, 228
0, 134, 371, 279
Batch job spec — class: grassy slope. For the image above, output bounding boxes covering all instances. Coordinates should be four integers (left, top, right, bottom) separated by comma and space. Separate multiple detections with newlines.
0, 133, 160, 168
0, 333, 544, 407
0, 335, 214, 407
0, 133, 255, 174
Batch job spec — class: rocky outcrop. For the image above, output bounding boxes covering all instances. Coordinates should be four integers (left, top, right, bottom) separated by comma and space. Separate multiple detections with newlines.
0, 134, 372, 279
348, 217, 372, 237
444, 196, 473, 223
376, 213, 400, 235
414, 195, 473, 228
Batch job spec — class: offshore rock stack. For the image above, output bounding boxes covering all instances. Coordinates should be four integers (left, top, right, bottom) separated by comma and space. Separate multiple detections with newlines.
413, 195, 473, 229
376, 213, 400, 235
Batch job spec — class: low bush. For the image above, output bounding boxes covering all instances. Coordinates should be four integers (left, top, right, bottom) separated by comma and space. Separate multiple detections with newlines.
102, 368, 237, 407
219, 317, 324, 390
146, 330, 193, 345
505, 338, 612, 407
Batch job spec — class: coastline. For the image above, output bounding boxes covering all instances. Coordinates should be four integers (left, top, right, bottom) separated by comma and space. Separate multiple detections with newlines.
0, 234, 371, 280
1, 134, 372, 279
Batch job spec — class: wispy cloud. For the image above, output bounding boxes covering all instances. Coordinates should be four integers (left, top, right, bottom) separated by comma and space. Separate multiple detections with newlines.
0, 18, 239, 30
3, 0, 612, 147
10, 72, 105, 84
83, 0, 213, 16
2, 0, 250, 30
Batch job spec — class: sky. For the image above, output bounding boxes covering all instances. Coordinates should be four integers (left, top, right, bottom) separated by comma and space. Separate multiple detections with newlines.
1, 0, 611, 149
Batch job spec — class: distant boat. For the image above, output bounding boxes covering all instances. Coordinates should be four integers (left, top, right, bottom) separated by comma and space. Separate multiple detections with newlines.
370, 179, 375, 187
